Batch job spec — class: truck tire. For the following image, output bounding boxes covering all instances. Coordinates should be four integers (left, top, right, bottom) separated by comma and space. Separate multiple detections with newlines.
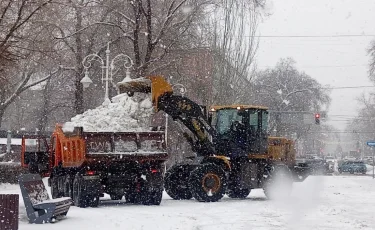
73, 174, 89, 208
164, 165, 193, 200
89, 196, 100, 207
50, 177, 60, 199
64, 175, 73, 199
125, 192, 139, 204
188, 164, 226, 202
142, 189, 163, 205
227, 187, 251, 199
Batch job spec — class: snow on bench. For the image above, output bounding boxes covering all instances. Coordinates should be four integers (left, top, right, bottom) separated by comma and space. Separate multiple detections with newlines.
19, 174, 73, 224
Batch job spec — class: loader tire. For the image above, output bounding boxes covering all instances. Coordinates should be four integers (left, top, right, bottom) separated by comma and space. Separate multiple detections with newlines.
188, 164, 226, 202
227, 187, 251, 199
164, 165, 193, 200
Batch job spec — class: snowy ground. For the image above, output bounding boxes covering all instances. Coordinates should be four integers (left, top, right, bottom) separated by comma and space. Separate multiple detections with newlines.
1, 174, 375, 230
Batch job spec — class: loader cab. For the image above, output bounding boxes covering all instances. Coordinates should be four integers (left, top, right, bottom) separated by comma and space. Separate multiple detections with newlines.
209, 105, 269, 158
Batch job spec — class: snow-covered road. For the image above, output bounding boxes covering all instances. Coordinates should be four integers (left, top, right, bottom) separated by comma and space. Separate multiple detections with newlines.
1, 175, 375, 230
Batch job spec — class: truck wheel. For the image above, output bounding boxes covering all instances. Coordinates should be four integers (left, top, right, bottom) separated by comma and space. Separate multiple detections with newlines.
349, 168, 354, 174
110, 194, 123, 200
188, 164, 226, 202
142, 189, 163, 205
125, 192, 139, 203
227, 187, 251, 199
73, 174, 89, 208
164, 165, 192, 200
64, 176, 73, 199
50, 177, 60, 199
89, 196, 100, 207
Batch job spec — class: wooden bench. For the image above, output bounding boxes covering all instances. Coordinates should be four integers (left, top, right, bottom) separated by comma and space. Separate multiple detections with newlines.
18, 174, 72, 224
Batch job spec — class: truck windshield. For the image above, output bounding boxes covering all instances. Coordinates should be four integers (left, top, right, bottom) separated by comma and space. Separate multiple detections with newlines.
25, 138, 47, 152
215, 109, 245, 135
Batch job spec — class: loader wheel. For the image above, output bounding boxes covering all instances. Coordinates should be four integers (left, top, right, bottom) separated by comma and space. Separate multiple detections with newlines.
189, 164, 226, 202
227, 187, 251, 199
164, 165, 193, 200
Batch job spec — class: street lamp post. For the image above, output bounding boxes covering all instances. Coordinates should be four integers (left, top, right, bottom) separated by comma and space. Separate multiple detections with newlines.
81, 42, 133, 105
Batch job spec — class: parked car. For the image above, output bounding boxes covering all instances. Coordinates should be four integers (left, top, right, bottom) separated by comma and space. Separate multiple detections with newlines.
325, 156, 335, 163
344, 156, 357, 161
338, 161, 367, 174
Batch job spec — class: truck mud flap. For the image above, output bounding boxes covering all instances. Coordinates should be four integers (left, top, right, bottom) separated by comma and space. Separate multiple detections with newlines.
291, 165, 312, 182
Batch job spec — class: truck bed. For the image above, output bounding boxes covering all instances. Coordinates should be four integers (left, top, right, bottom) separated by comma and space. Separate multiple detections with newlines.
57, 126, 168, 168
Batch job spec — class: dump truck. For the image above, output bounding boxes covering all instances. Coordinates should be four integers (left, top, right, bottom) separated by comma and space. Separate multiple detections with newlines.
117, 75, 310, 202
21, 125, 167, 207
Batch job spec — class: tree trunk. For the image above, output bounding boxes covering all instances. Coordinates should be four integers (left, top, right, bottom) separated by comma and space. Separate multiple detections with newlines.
74, 6, 84, 114
75, 71, 84, 114
0, 108, 5, 128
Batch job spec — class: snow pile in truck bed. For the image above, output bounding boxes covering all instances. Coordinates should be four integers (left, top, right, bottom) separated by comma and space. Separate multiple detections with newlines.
63, 93, 153, 132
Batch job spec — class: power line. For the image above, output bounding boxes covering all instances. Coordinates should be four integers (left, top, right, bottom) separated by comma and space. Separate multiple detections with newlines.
322, 85, 375, 89
260, 64, 367, 69
308, 131, 375, 134
250, 34, 375, 38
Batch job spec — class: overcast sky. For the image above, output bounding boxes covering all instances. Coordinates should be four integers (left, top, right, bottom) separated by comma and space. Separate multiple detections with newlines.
256, 0, 375, 130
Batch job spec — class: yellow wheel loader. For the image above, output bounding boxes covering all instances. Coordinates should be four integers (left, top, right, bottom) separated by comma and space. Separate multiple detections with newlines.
118, 76, 310, 202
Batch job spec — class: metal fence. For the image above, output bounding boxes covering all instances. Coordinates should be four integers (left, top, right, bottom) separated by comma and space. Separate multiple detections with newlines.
0, 194, 19, 230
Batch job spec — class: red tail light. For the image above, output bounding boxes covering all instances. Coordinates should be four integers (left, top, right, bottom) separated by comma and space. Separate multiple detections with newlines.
151, 169, 159, 173
86, 170, 95, 175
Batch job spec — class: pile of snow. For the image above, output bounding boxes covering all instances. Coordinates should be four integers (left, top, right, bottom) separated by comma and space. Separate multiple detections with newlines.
63, 93, 154, 132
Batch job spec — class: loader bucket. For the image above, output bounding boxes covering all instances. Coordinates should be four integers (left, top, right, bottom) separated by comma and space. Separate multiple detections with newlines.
117, 76, 173, 112
117, 77, 152, 94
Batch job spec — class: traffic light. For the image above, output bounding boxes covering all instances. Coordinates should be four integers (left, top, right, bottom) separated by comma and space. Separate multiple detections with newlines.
315, 113, 320, 125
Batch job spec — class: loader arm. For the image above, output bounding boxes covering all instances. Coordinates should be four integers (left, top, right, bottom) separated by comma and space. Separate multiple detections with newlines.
158, 93, 216, 156
118, 76, 216, 157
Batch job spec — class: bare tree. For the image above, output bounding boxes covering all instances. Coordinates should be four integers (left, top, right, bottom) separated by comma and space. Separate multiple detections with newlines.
253, 58, 331, 137
369, 39, 375, 82
0, 0, 57, 127
209, 0, 264, 104
97, 0, 213, 78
